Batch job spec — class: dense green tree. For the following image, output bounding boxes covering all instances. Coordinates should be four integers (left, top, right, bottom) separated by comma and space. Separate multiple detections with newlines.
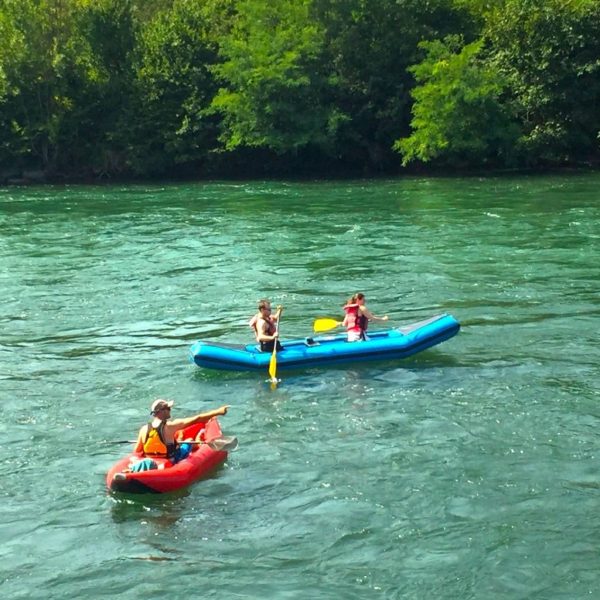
212, 0, 477, 171
211, 0, 334, 154
0, 9, 14, 100
398, 0, 600, 168
0, 0, 598, 178
0, 0, 137, 175
66, 0, 138, 175
0, 0, 84, 171
125, 0, 230, 175
484, 0, 600, 165
395, 36, 519, 167
0, 3, 23, 163
314, 0, 479, 170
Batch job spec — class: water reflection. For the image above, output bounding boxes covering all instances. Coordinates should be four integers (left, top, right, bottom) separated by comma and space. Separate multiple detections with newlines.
108, 489, 190, 525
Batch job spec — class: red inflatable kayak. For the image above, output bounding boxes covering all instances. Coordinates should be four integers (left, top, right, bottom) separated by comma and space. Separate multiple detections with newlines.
106, 417, 234, 494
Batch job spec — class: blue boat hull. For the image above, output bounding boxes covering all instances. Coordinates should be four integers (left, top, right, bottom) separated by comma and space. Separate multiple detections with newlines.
190, 313, 460, 372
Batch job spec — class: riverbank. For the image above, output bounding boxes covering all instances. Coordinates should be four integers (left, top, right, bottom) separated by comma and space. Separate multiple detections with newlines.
2, 161, 600, 186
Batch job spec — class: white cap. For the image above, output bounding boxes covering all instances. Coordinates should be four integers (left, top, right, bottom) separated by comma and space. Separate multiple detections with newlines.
150, 399, 174, 414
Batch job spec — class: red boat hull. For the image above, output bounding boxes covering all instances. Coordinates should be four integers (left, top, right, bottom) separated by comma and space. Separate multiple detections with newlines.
106, 418, 228, 494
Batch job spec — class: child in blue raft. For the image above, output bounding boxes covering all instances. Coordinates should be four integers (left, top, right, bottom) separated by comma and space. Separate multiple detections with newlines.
128, 399, 229, 472
342, 293, 388, 341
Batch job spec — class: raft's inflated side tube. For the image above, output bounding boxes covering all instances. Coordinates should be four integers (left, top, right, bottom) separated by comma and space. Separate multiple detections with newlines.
190, 314, 460, 372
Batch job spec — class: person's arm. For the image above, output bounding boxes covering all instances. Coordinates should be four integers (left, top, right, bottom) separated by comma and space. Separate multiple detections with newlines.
361, 306, 389, 322
167, 405, 230, 429
133, 425, 147, 453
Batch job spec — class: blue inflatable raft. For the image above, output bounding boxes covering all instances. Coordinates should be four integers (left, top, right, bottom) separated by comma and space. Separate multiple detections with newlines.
190, 313, 459, 372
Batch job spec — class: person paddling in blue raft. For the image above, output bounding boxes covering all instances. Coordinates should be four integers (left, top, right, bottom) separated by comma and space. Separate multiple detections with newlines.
129, 399, 229, 472
249, 299, 283, 352
342, 293, 388, 341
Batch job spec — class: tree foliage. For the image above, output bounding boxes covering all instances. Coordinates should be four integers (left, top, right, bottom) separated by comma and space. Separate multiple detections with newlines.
0, 0, 598, 179
315, 0, 479, 169
125, 0, 227, 175
396, 37, 519, 167
212, 0, 333, 153
485, 0, 600, 164
399, 0, 600, 168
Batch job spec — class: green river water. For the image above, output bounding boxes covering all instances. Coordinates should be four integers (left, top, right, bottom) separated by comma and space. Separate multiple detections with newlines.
1, 174, 599, 599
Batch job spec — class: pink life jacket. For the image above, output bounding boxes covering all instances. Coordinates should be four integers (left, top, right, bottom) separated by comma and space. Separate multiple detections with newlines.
343, 303, 368, 333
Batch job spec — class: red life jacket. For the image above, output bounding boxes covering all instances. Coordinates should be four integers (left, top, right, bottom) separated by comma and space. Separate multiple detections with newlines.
343, 303, 368, 333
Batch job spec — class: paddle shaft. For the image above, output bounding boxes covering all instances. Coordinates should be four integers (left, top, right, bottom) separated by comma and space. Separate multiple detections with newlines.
114, 440, 206, 444
269, 307, 282, 383
112, 436, 238, 451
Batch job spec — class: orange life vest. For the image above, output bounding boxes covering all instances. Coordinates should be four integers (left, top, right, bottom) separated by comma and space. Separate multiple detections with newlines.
142, 421, 175, 457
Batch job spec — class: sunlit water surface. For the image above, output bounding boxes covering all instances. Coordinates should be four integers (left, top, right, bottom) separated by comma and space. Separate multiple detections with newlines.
1, 174, 599, 598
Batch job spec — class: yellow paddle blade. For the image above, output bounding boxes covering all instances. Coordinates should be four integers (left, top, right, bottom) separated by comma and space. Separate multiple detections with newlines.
313, 318, 342, 333
268, 351, 277, 383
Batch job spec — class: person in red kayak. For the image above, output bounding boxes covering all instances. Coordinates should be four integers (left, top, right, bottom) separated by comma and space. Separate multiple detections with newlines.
342, 293, 388, 341
133, 399, 229, 463
249, 298, 283, 352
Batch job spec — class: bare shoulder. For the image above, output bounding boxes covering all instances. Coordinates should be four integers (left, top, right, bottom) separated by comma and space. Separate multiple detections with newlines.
136, 423, 148, 442
256, 316, 268, 330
